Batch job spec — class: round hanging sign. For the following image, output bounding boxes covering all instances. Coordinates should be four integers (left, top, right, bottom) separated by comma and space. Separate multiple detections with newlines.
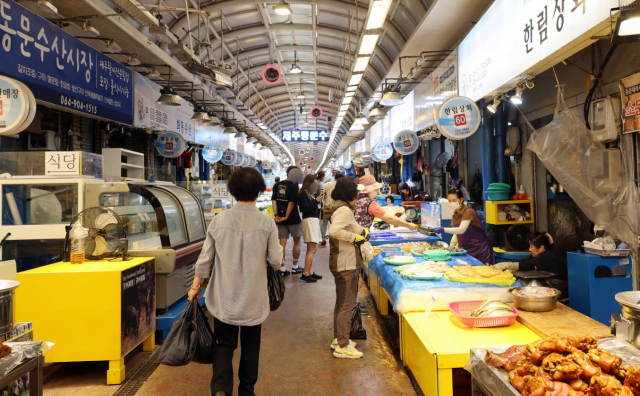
372, 142, 393, 161
393, 129, 420, 155
221, 151, 237, 165
232, 152, 243, 166
262, 160, 271, 169
270, 162, 278, 170
249, 156, 257, 167
0, 76, 32, 136
261, 65, 282, 85
11, 79, 36, 135
202, 144, 224, 163
362, 151, 373, 165
436, 96, 481, 140
310, 107, 323, 119
156, 131, 186, 158
344, 161, 352, 169
309, 156, 315, 162
240, 153, 250, 166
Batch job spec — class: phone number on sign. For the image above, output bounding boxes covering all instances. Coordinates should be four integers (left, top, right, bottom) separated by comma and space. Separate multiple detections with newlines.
60, 95, 98, 115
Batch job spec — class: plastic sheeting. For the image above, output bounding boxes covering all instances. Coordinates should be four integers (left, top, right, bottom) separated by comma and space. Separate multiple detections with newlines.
527, 86, 639, 251
0, 341, 53, 377
368, 253, 520, 313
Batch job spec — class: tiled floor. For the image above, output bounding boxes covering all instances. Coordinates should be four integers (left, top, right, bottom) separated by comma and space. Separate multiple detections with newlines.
43, 239, 415, 396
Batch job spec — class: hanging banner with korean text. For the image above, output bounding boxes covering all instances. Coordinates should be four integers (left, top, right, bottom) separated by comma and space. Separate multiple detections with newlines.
620, 72, 640, 134
0, 0, 134, 124
281, 130, 328, 142
458, 0, 630, 101
393, 130, 419, 155
414, 49, 458, 131
389, 91, 415, 138
436, 97, 481, 140
134, 73, 195, 141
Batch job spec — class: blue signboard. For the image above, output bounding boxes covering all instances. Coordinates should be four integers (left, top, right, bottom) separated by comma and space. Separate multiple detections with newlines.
0, 0, 133, 124
281, 130, 328, 142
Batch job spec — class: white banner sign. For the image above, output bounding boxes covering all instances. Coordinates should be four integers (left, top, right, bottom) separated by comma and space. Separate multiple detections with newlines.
414, 49, 458, 131
389, 90, 415, 138
195, 125, 230, 150
210, 184, 230, 200
458, 0, 629, 101
134, 73, 196, 142
369, 121, 382, 146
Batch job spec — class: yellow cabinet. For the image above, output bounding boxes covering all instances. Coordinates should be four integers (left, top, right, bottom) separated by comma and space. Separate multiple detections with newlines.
15, 257, 156, 384
485, 200, 534, 225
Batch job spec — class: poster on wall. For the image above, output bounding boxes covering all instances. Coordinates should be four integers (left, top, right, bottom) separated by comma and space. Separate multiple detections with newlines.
620, 73, 640, 134
135, 73, 195, 141
414, 49, 458, 131
393, 130, 419, 155
121, 260, 155, 356
0, 0, 133, 124
435, 97, 481, 140
458, 0, 625, 101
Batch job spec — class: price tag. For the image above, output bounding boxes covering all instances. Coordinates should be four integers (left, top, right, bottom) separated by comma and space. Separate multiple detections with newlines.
425, 296, 436, 317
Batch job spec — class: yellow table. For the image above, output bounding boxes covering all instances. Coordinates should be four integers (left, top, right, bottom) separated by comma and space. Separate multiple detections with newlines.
401, 311, 540, 396
15, 257, 156, 384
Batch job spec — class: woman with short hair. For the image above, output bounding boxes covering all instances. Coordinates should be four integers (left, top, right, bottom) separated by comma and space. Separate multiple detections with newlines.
189, 167, 283, 396
325, 176, 367, 359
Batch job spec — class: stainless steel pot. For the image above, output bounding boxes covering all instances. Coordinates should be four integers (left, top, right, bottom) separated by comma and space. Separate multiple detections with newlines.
510, 286, 560, 312
612, 291, 640, 347
0, 280, 19, 340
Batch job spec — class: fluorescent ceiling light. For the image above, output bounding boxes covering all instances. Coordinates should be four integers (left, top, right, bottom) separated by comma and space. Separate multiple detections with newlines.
127, 55, 141, 66
365, 0, 393, 29
296, 92, 306, 99
273, 1, 292, 15
338, 111, 346, 117
344, 92, 355, 98
104, 40, 122, 53
340, 104, 350, 112
353, 56, 371, 72
146, 66, 160, 78
82, 21, 100, 38
349, 73, 363, 86
289, 63, 302, 74
342, 97, 352, 105
111, 0, 159, 26
347, 86, 357, 92
358, 34, 379, 55
35, 0, 58, 15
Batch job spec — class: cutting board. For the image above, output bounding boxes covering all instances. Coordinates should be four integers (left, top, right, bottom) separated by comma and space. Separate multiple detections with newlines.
516, 303, 612, 339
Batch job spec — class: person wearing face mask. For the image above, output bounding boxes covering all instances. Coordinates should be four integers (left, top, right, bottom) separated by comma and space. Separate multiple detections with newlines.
432, 188, 496, 265
297, 175, 324, 283
355, 175, 420, 231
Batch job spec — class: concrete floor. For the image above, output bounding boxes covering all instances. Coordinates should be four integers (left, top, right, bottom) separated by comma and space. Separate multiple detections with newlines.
43, 239, 416, 396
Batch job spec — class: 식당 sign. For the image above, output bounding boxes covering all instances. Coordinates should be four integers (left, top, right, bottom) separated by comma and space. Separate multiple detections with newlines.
458, 0, 630, 101
45, 151, 81, 176
0, 0, 134, 124
281, 130, 328, 142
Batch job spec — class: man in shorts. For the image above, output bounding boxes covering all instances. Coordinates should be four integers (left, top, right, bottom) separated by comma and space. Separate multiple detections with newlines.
272, 166, 304, 276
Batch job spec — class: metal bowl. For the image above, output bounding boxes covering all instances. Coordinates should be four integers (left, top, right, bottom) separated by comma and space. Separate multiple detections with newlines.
510, 286, 560, 312
432, 241, 449, 249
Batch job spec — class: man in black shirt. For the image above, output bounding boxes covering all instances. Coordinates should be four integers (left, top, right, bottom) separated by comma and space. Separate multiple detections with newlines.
272, 166, 304, 276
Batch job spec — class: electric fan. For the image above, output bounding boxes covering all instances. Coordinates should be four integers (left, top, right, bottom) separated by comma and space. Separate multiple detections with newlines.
64, 207, 127, 260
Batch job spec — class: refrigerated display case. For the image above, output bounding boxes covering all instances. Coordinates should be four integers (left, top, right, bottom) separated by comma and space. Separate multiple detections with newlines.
85, 182, 206, 311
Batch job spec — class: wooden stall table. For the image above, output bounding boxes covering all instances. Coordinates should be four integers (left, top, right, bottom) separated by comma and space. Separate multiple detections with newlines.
402, 311, 541, 396
15, 257, 156, 384
516, 302, 612, 339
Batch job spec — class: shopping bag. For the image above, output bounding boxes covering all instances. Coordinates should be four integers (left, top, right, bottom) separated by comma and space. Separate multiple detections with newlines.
192, 302, 214, 364
267, 265, 285, 311
159, 300, 198, 366
349, 302, 367, 339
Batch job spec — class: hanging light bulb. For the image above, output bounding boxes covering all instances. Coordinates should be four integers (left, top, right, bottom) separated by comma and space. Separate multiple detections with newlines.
380, 90, 404, 106
368, 107, 387, 121
289, 50, 302, 74
156, 86, 181, 106
223, 125, 238, 134
510, 86, 524, 105
191, 104, 210, 122
234, 131, 247, 139
487, 96, 501, 114
273, 1, 292, 15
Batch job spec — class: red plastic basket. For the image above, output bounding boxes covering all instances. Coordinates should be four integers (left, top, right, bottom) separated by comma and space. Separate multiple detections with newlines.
448, 300, 519, 328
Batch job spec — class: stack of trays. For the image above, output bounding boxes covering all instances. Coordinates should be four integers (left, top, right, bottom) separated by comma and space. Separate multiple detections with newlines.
485, 183, 511, 201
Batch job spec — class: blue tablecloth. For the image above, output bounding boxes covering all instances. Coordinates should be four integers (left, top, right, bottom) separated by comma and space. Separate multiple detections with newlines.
368, 252, 521, 313
369, 231, 440, 246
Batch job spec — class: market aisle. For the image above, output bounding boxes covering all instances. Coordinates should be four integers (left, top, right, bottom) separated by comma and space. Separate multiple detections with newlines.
136, 240, 415, 396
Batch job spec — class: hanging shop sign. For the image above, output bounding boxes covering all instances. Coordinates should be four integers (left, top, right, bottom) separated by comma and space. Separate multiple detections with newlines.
458, 0, 625, 101
310, 107, 323, 119
389, 91, 415, 138
249, 156, 257, 167
415, 49, 458, 131
0, 76, 36, 135
393, 130, 419, 155
221, 151, 237, 166
262, 65, 282, 85
620, 73, 640, 134
241, 153, 251, 166
232, 152, 243, 166
135, 73, 195, 141
202, 144, 224, 163
362, 152, 373, 165
344, 160, 352, 169
0, 0, 133, 124
435, 96, 481, 140
281, 130, 328, 142
45, 151, 81, 176
372, 142, 393, 162
156, 131, 186, 158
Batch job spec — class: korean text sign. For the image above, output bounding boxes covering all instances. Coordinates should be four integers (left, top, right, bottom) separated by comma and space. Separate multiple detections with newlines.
281, 130, 328, 142
620, 72, 640, 134
45, 151, 81, 176
0, 0, 133, 124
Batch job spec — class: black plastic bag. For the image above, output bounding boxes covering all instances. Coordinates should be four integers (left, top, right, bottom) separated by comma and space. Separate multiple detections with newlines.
350, 302, 367, 339
267, 265, 285, 311
192, 302, 214, 364
159, 300, 198, 366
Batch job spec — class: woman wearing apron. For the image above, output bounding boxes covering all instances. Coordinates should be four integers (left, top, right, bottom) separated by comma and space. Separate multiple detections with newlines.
433, 188, 496, 265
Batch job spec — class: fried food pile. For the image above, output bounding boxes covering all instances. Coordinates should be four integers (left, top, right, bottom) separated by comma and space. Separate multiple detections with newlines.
485, 335, 639, 396
445, 265, 517, 287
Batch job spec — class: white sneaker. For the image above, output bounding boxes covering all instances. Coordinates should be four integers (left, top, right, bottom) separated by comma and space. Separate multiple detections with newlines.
333, 345, 363, 359
330, 338, 356, 350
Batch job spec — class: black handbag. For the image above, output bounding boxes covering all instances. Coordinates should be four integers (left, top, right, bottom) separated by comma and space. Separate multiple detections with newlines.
267, 265, 285, 311
159, 300, 198, 366
192, 302, 214, 364
350, 302, 367, 339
